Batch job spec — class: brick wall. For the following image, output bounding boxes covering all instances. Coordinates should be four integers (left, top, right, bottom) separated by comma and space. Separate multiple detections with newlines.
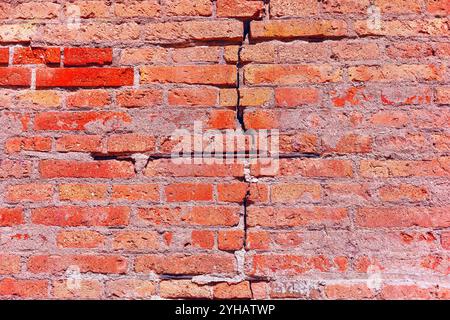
0, 0, 448, 299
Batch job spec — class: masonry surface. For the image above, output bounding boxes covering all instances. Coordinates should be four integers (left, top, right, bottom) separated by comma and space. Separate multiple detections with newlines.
0, 0, 449, 300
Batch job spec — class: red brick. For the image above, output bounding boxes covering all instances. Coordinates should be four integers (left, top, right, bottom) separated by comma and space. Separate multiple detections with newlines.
55, 135, 102, 152
6, 184, 53, 202
218, 230, 244, 251
53, 280, 103, 299
137, 206, 240, 227
165, 0, 212, 16
244, 110, 278, 129
0, 208, 24, 226
248, 207, 348, 228
214, 281, 252, 299
436, 87, 450, 104
36, 68, 134, 88
119, 48, 168, 65
245, 64, 342, 85
68, 1, 110, 18
5, 136, 52, 153
113, 231, 159, 250
279, 133, 320, 153
165, 183, 213, 202
112, 184, 159, 201
325, 284, 376, 300
67, 90, 111, 108
40, 160, 135, 178
159, 280, 211, 299
321, 0, 370, 14
114, 0, 160, 17
0, 67, 31, 87
64, 48, 112, 66
349, 65, 444, 82
354, 19, 449, 37
208, 109, 237, 129
57, 231, 105, 248
248, 254, 339, 276
107, 134, 156, 153
375, 0, 422, 13
28, 255, 127, 274
381, 87, 432, 105
34, 111, 131, 131
0, 255, 20, 274
275, 88, 320, 107
140, 65, 236, 86
107, 279, 156, 299
116, 89, 163, 108
356, 207, 449, 228
271, 183, 321, 203
0, 159, 32, 178
323, 133, 372, 154
168, 88, 218, 107
217, 0, 264, 18
32, 206, 130, 226
246, 231, 270, 250
172, 47, 220, 63
59, 184, 108, 201
380, 285, 435, 300
442, 232, 450, 250
217, 183, 268, 203
13, 47, 60, 65
0, 279, 48, 298
135, 254, 236, 275
255, 158, 354, 177
251, 20, 347, 40
0, 48, 9, 64
425, 0, 450, 15
144, 159, 244, 177
144, 21, 242, 43
360, 159, 449, 177
270, 0, 318, 17
192, 230, 215, 249
378, 184, 429, 202
386, 42, 434, 59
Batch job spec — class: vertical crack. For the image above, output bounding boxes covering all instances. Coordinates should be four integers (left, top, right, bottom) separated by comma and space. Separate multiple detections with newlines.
236, 20, 251, 131
242, 188, 251, 250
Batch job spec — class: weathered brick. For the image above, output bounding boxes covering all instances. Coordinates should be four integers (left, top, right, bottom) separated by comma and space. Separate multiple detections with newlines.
248, 207, 348, 228
28, 255, 127, 274
0, 208, 24, 226
34, 112, 131, 131
217, 0, 264, 18
0, 68, 31, 87
112, 184, 159, 201
140, 65, 236, 86
59, 184, 108, 202
6, 184, 53, 202
135, 254, 236, 275
13, 47, 60, 65
57, 231, 105, 248
40, 160, 135, 178
251, 20, 347, 40
0, 279, 48, 298
64, 48, 112, 66
356, 207, 449, 228
244, 64, 342, 85
32, 206, 130, 226
144, 21, 242, 43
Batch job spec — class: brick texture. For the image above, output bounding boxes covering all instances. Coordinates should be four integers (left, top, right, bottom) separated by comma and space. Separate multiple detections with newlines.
0, 0, 448, 300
